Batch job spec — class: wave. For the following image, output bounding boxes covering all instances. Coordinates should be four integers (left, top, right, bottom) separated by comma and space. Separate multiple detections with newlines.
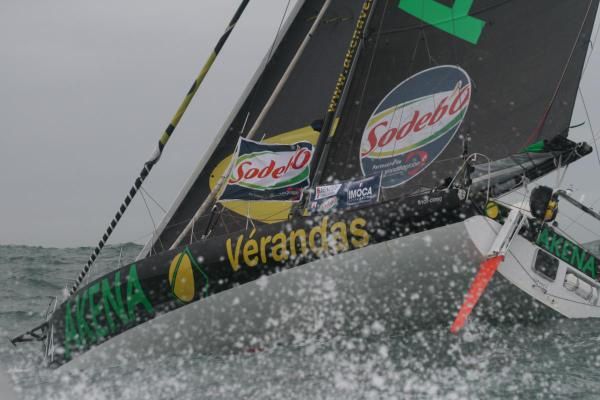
0, 243, 142, 252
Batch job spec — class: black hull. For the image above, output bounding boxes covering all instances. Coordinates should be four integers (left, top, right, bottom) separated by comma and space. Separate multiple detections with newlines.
49, 189, 469, 367
34, 139, 587, 367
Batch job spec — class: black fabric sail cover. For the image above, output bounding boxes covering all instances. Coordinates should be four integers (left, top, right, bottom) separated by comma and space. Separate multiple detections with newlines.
146, 0, 366, 255
319, 0, 599, 199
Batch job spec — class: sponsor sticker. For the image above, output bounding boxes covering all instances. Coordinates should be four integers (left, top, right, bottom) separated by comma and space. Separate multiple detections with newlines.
221, 138, 313, 202
360, 65, 472, 188
310, 175, 381, 212
226, 216, 370, 271
311, 196, 339, 213
345, 176, 381, 206
315, 183, 342, 200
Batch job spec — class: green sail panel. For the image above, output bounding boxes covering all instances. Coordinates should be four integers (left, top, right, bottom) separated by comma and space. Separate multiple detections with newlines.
319, 0, 599, 198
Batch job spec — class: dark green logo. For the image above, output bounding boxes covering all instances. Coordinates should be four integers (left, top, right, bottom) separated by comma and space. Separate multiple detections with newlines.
536, 226, 598, 279
398, 0, 486, 45
63, 264, 154, 358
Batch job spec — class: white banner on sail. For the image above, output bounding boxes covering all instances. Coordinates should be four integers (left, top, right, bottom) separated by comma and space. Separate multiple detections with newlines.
220, 138, 314, 202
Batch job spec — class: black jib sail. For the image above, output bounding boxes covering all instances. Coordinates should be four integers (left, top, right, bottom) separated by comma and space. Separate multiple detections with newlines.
315, 0, 599, 199
142, 0, 366, 256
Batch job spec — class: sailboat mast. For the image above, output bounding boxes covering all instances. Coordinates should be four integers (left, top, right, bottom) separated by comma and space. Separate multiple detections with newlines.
169, 0, 337, 250
310, 0, 376, 187
68, 0, 251, 296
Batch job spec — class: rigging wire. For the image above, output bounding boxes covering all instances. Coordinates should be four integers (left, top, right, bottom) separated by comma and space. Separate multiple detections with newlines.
448, 0, 460, 66
240, 0, 293, 136
565, 197, 600, 231
582, 12, 600, 75
448, 152, 492, 203
492, 198, 530, 214
219, 210, 232, 235
561, 87, 600, 233
139, 190, 158, 238
348, 0, 392, 176
421, 29, 438, 66
267, 0, 293, 63
526, 22, 600, 239
594, 15, 600, 47
578, 87, 600, 167
559, 212, 600, 241
140, 186, 167, 214
527, 0, 595, 145
140, 189, 164, 255
555, 163, 570, 190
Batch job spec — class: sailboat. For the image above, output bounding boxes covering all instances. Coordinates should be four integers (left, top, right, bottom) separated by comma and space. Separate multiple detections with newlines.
11, 0, 600, 368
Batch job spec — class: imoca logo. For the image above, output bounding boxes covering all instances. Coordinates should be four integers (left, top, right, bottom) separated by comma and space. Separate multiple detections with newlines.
360, 65, 471, 188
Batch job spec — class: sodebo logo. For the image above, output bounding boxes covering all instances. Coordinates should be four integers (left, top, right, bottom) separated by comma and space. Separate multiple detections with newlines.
228, 144, 313, 190
359, 65, 471, 188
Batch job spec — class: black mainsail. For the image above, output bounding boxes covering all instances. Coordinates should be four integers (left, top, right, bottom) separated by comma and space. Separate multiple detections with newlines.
316, 0, 599, 199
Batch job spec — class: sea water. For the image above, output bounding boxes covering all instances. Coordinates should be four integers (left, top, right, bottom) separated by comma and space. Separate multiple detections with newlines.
1, 244, 600, 400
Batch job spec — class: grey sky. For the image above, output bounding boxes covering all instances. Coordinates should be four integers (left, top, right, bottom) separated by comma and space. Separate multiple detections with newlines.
1, 0, 600, 247
1, 0, 299, 247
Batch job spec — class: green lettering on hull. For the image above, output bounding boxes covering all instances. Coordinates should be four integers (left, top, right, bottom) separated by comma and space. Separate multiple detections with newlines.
63, 264, 154, 359
101, 270, 129, 333
536, 226, 598, 280
126, 265, 154, 321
